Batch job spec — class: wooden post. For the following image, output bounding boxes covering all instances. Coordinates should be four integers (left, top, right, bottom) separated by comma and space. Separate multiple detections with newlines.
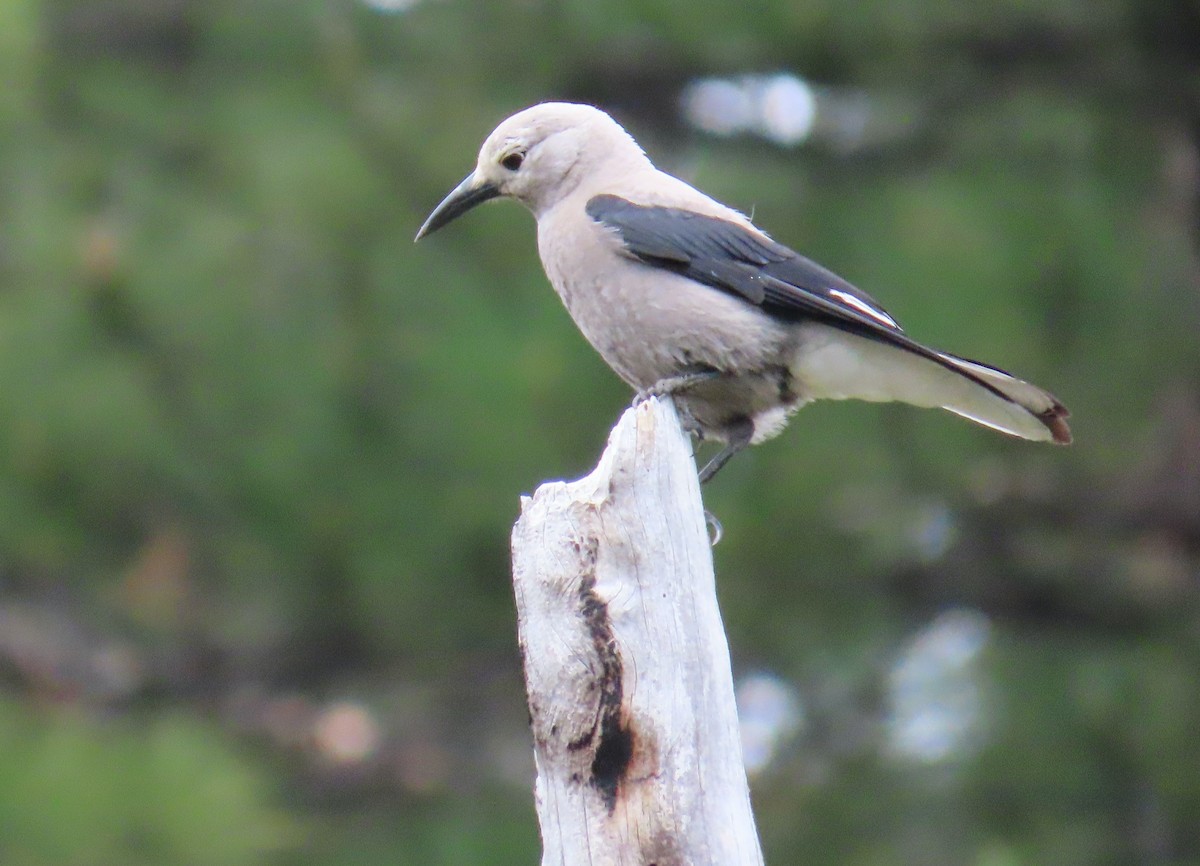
511, 397, 764, 866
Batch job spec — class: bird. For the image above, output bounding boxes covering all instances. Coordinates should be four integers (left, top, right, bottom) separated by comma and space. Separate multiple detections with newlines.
415, 102, 1071, 482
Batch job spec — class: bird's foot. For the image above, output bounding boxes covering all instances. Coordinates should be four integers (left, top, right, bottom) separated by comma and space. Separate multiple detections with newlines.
632, 368, 721, 407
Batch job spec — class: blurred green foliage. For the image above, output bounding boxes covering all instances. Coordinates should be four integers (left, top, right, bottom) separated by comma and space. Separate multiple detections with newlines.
0, 0, 1197, 863
0, 699, 286, 866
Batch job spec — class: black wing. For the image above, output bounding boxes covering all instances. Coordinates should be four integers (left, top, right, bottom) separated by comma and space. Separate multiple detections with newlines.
584, 194, 1020, 393
586, 194, 909, 334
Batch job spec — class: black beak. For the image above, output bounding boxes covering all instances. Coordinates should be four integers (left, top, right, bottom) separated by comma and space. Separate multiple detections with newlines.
414, 172, 501, 241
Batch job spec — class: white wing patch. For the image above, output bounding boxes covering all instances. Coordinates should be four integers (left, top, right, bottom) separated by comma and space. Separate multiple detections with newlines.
829, 288, 899, 329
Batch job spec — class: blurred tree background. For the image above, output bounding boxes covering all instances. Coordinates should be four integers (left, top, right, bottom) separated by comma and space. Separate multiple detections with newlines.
0, 0, 1197, 863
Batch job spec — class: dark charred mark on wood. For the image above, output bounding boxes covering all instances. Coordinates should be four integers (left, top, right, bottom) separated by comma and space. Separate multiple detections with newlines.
574, 535, 634, 812
591, 720, 634, 806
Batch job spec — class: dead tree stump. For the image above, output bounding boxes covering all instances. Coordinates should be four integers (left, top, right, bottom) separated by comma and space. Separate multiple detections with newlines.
511, 397, 764, 866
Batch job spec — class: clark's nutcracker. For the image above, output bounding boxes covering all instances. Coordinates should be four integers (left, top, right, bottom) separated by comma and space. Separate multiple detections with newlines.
416, 102, 1071, 481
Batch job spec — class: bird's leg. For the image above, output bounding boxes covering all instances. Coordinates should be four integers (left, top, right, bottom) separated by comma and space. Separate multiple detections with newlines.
697, 417, 754, 484
633, 367, 721, 406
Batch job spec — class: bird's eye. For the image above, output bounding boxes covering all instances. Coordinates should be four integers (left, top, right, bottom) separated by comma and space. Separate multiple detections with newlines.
501, 151, 525, 171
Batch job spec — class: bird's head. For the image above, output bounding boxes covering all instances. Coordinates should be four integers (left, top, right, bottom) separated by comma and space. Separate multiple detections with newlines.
415, 102, 648, 240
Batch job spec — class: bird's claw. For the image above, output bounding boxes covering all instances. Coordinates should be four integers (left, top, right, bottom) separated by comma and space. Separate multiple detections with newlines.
633, 369, 721, 409
704, 510, 723, 546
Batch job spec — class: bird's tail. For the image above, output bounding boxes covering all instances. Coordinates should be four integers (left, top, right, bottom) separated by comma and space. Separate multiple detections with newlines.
931, 352, 1071, 444
794, 329, 1072, 444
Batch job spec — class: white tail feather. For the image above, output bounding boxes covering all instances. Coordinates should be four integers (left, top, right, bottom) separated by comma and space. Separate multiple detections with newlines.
793, 327, 1069, 443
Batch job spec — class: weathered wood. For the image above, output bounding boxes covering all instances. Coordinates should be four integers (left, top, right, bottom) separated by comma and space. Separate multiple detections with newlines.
511, 397, 764, 866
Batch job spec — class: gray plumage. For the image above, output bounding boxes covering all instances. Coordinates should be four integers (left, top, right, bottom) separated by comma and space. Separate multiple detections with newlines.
416, 102, 1071, 481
